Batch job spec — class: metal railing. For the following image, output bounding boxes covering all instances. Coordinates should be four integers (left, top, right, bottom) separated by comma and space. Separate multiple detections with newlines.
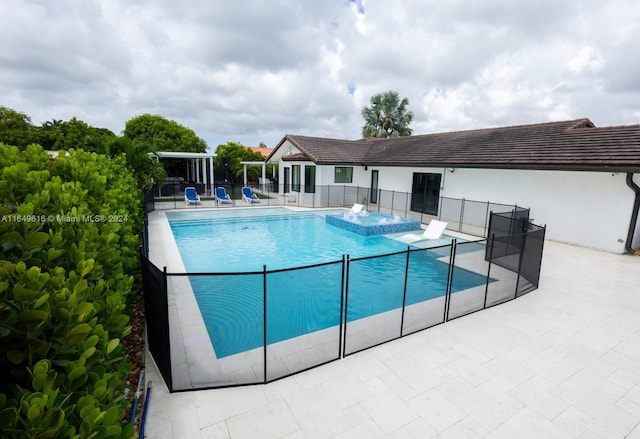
147, 184, 519, 237
141, 210, 545, 392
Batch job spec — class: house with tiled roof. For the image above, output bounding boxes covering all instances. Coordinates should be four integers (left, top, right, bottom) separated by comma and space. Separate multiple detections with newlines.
267, 119, 640, 254
247, 145, 274, 159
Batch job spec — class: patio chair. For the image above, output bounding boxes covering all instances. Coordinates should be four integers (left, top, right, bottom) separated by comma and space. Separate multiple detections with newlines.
215, 187, 233, 206
399, 220, 448, 243
242, 187, 260, 204
184, 187, 201, 205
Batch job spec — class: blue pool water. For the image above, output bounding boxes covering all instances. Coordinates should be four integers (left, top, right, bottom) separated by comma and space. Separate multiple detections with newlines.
167, 208, 489, 357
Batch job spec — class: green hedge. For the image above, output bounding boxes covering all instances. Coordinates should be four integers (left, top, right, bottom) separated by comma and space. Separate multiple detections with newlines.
0, 144, 142, 438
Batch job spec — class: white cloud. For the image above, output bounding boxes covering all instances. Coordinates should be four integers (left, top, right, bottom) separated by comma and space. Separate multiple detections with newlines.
568, 47, 604, 73
0, 0, 639, 150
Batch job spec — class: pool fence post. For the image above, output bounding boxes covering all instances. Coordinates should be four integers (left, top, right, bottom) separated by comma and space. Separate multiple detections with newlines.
483, 235, 495, 309
514, 230, 526, 300
163, 266, 172, 391
338, 255, 346, 359
342, 255, 351, 358
444, 240, 457, 322
483, 201, 490, 236
391, 190, 395, 216
263, 264, 268, 383
404, 192, 409, 218
399, 247, 410, 337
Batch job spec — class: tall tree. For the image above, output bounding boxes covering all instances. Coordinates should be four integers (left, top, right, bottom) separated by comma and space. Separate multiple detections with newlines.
51, 117, 115, 151
35, 118, 63, 149
124, 114, 207, 153
0, 106, 36, 148
215, 141, 265, 183
361, 90, 413, 138
107, 136, 166, 191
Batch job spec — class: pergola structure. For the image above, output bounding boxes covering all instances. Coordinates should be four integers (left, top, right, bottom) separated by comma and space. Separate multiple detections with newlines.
240, 161, 277, 187
155, 151, 216, 196
240, 161, 265, 186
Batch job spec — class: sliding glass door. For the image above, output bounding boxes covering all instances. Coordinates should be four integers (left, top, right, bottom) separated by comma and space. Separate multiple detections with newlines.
411, 173, 441, 215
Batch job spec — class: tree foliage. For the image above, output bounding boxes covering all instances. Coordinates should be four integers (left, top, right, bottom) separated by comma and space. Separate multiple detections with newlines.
0, 107, 166, 193
88, 136, 166, 192
214, 141, 265, 183
124, 114, 207, 153
361, 90, 413, 138
49, 118, 115, 151
0, 144, 140, 438
0, 107, 36, 149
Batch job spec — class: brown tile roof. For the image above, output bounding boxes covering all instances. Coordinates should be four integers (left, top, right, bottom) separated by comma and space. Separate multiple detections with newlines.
247, 146, 274, 158
271, 119, 640, 172
281, 136, 371, 164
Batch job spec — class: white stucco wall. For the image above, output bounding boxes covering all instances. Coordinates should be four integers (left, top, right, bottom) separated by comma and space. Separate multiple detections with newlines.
364, 166, 634, 254
345, 165, 637, 253
272, 144, 638, 253
439, 168, 634, 253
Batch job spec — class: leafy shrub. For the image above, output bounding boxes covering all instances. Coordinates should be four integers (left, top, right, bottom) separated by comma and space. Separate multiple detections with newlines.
0, 144, 141, 438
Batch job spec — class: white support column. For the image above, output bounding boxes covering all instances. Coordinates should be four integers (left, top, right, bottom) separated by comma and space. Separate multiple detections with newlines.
261, 164, 266, 190
209, 157, 215, 195
243, 164, 248, 186
201, 159, 207, 188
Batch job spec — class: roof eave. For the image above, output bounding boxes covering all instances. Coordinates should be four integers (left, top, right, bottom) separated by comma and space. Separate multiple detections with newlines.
361, 162, 640, 172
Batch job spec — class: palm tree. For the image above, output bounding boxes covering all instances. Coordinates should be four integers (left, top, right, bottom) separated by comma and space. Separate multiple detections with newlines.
361, 91, 413, 138
107, 136, 166, 192
41, 119, 62, 130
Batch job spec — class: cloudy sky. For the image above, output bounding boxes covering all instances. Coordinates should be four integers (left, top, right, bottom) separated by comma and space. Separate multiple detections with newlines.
2, 0, 640, 151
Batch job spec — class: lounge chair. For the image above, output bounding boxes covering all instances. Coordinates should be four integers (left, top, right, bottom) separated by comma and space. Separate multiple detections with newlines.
399, 220, 448, 243
215, 187, 232, 205
350, 203, 365, 214
242, 187, 260, 204
184, 187, 201, 205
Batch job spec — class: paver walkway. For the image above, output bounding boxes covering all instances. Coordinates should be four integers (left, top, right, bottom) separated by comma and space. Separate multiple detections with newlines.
144, 240, 640, 438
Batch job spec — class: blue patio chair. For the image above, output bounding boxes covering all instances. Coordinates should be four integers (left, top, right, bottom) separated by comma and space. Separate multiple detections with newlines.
242, 187, 260, 204
215, 187, 233, 206
184, 187, 201, 205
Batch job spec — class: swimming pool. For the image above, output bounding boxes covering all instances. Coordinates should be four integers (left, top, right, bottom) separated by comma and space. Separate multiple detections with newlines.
167, 208, 415, 271
167, 208, 489, 358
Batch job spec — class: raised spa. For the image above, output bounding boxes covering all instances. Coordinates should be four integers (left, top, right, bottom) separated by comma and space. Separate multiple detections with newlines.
326, 211, 422, 236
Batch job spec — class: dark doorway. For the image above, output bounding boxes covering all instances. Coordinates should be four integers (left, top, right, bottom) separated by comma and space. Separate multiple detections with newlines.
370, 170, 379, 204
284, 167, 290, 193
411, 173, 441, 215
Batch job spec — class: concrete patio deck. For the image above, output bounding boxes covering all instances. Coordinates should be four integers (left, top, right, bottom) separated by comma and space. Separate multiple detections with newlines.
142, 239, 640, 438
